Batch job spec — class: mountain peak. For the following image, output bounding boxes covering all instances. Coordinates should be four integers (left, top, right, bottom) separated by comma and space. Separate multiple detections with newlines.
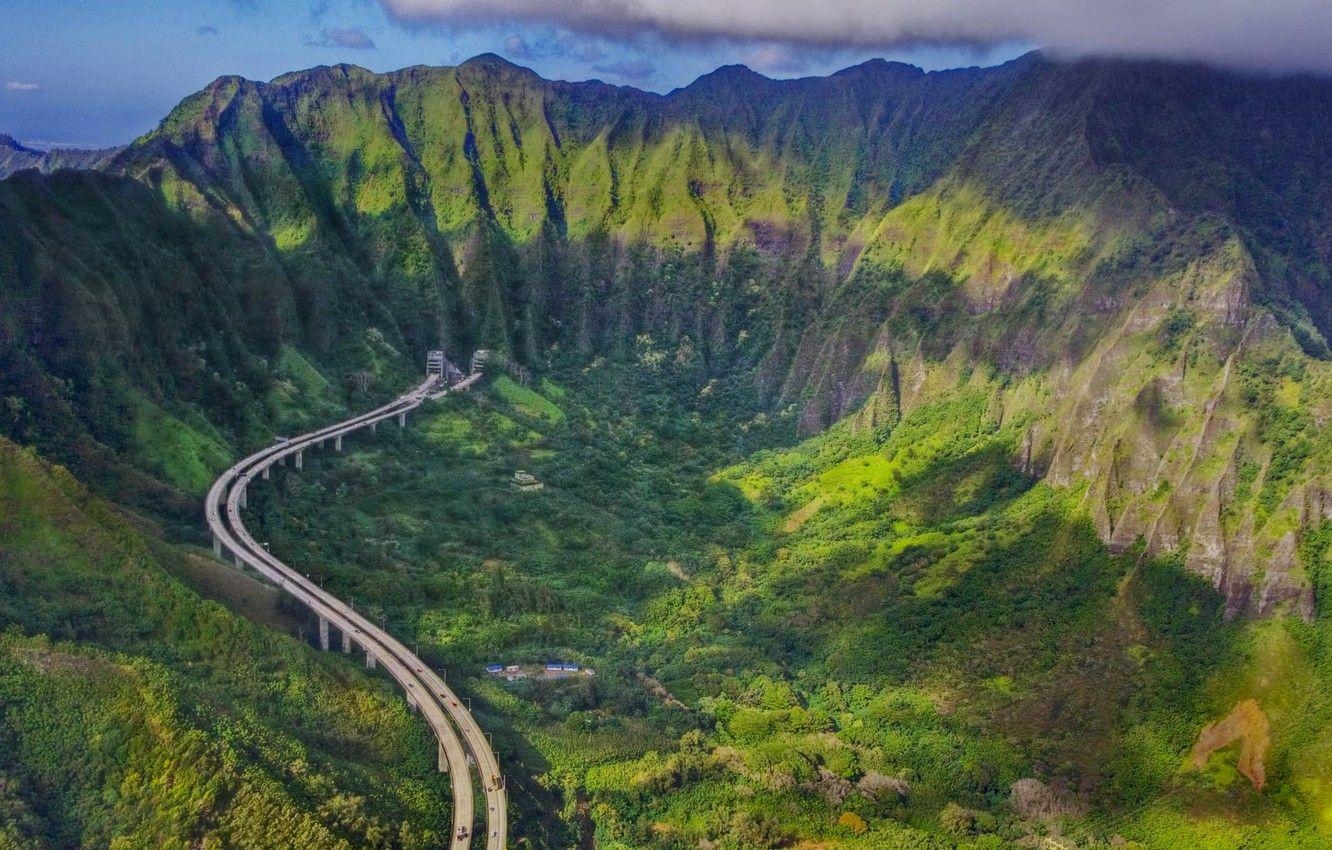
462, 52, 511, 66
0, 134, 39, 155
832, 57, 925, 78
459, 53, 526, 74
202, 73, 253, 94
455, 53, 545, 87
670, 63, 773, 98
695, 64, 769, 85
714, 63, 766, 78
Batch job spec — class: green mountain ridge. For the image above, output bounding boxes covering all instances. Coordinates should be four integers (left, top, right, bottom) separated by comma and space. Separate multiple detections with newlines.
6, 51, 1331, 613
0, 134, 123, 180
3, 51, 1332, 847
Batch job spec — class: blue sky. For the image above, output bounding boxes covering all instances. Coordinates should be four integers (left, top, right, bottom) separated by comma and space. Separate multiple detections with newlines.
0, 0, 1025, 149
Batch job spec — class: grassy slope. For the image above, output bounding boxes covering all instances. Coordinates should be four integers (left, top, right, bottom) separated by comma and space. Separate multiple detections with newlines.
664, 390, 1332, 849
0, 438, 452, 848
0, 160, 429, 524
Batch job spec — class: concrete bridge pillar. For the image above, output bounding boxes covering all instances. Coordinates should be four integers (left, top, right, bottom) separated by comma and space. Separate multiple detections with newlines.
261, 465, 270, 480
295, 450, 303, 470
438, 740, 448, 772
371, 421, 377, 434
318, 617, 330, 652
213, 535, 222, 559
335, 435, 342, 452
365, 651, 377, 669
407, 694, 418, 713
398, 412, 406, 428
234, 550, 242, 568
278, 455, 286, 467
239, 484, 247, 510
341, 630, 351, 654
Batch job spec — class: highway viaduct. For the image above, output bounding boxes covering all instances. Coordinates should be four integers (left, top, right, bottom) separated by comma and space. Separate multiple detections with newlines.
205, 353, 507, 849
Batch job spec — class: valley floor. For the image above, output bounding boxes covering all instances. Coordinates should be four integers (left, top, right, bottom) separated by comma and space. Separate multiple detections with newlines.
247, 363, 1332, 850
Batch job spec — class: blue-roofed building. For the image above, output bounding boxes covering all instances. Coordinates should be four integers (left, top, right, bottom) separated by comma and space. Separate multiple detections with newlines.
485, 664, 504, 674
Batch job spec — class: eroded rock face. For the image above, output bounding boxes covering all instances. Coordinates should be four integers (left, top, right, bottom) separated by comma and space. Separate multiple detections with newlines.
1299, 484, 1332, 525
790, 230, 1322, 621
1056, 350, 1317, 620
1191, 698, 1271, 790
1257, 532, 1315, 619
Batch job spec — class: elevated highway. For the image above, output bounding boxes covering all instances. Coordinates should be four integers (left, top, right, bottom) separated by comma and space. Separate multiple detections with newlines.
204, 363, 506, 849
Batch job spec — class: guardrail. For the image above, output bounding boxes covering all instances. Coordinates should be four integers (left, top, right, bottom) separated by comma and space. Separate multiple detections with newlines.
204, 372, 507, 849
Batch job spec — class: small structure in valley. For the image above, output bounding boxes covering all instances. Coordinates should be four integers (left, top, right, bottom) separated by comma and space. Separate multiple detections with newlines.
512, 470, 543, 492
485, 662, 594, 681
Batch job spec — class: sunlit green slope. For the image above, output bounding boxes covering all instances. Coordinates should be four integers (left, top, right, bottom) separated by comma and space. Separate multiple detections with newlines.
0, 438, 452, 847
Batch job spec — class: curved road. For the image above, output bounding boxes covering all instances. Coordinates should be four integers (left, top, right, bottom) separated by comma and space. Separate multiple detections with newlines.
205, 372, 507, 849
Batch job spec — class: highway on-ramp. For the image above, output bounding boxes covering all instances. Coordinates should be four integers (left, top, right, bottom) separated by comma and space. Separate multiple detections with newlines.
204, 370, 507, 849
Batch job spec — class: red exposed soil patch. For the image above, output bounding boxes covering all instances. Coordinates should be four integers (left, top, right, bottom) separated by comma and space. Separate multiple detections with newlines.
1191, 697, 1270, 790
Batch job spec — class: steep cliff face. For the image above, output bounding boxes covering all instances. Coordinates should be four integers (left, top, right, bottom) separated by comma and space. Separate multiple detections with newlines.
5, 52, 1332, 615
104, 57, 1018, 366
745, 60, 1332, 618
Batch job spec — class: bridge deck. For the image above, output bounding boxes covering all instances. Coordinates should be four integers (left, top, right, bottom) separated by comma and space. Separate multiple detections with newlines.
204, 372, 507, 849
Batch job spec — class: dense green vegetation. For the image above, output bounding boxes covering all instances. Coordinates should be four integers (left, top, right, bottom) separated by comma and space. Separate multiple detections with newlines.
252, 357, 1332, 848
0, 439, 453, 847
3, 49, 1332, 848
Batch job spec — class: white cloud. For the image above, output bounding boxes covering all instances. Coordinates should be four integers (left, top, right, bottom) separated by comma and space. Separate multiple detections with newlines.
591, 57, 655, 83
377, 0, 1332, 73
501, 31, 605, 63
740, 44, 810, 76
305, 26, 377, 49
4, 81, 42, 92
